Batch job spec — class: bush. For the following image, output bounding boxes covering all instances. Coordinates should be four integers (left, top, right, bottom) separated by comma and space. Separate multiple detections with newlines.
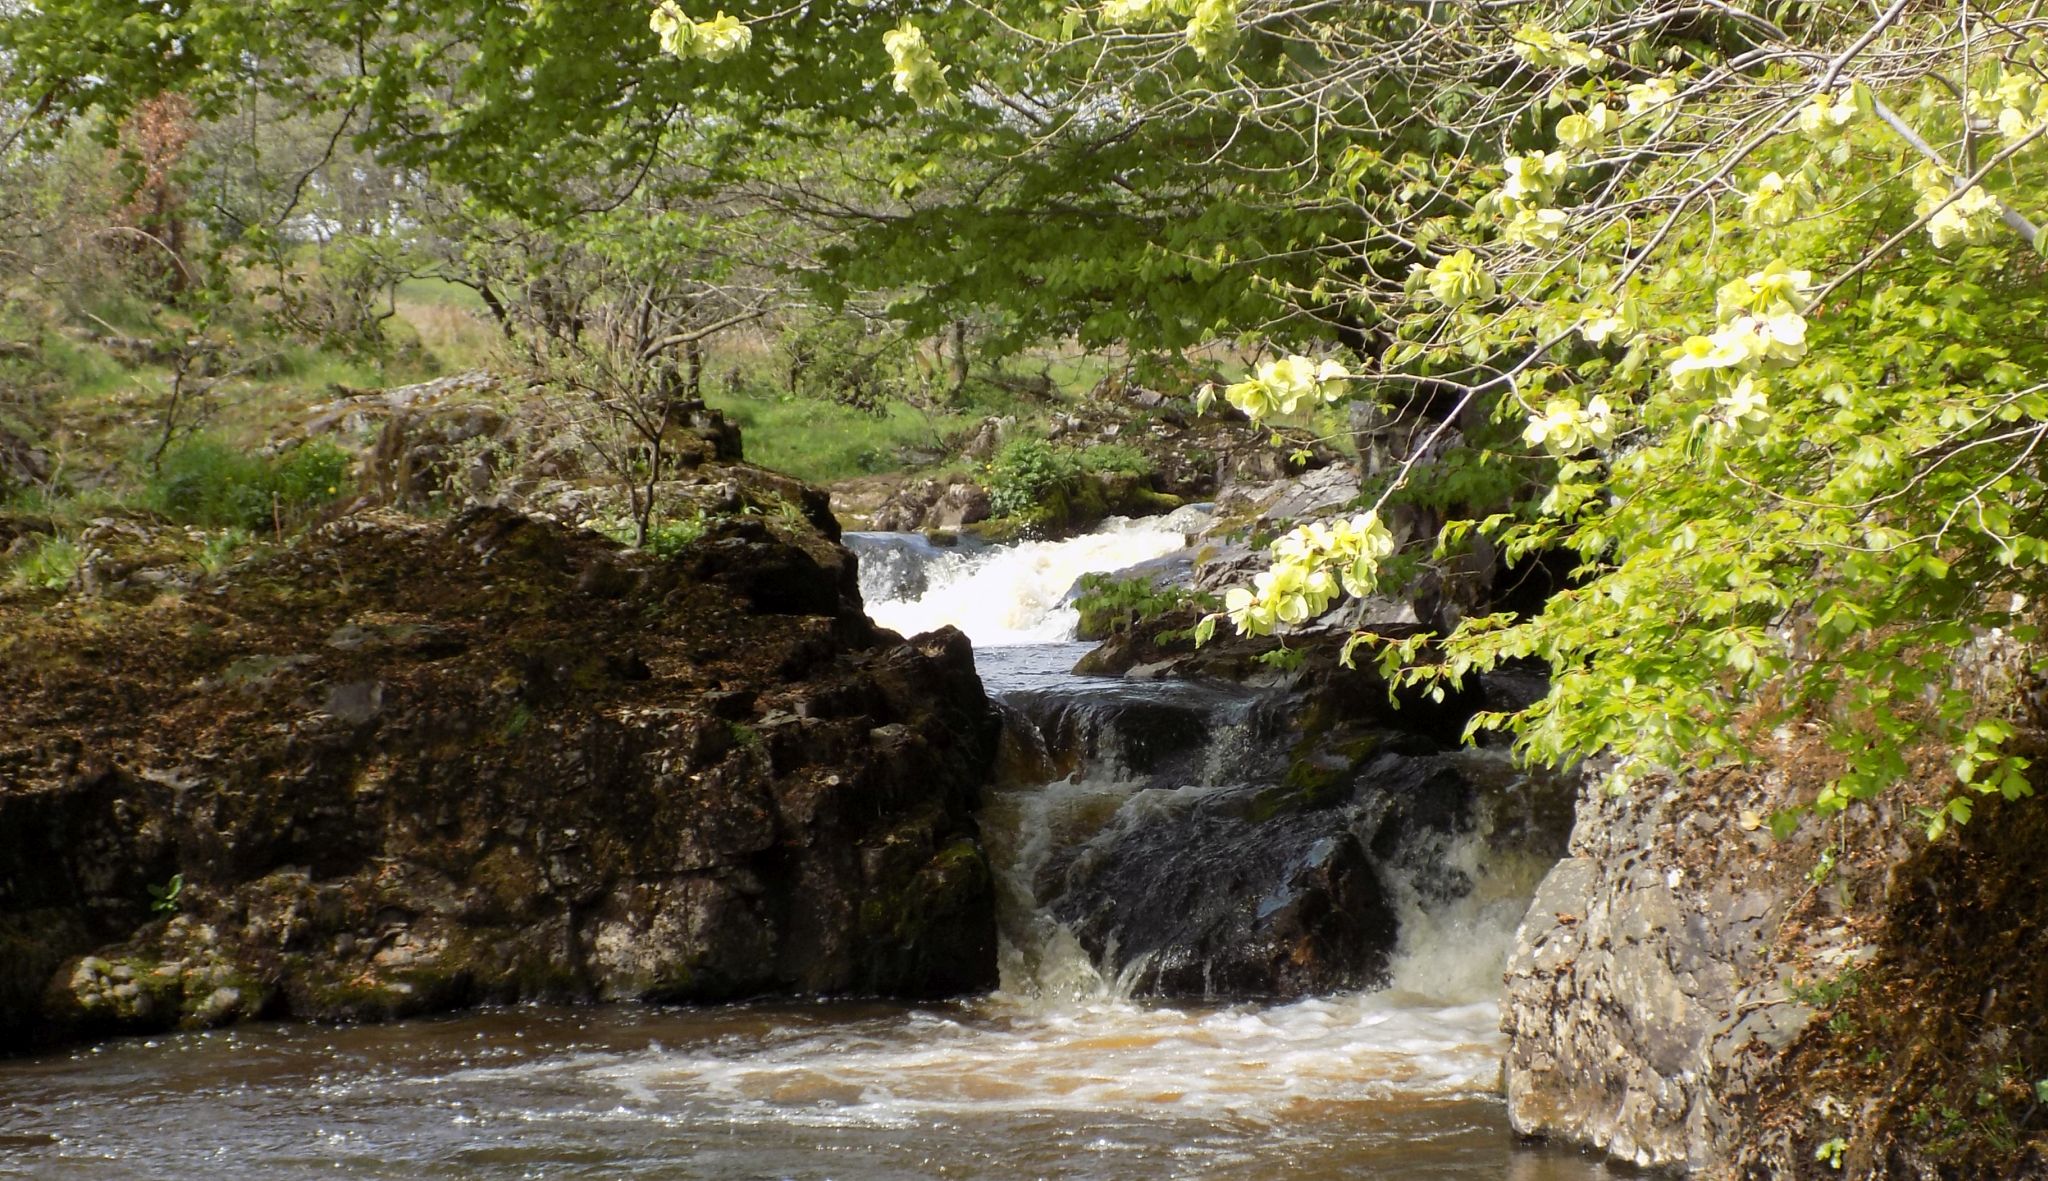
1077, 442, 1154, 478
1071, 572, 1219, 640
146, 438, 352, 531
985, 438, 1080, 519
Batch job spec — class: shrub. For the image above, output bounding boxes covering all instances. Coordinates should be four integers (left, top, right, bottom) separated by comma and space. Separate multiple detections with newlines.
985, 438, 1081, 519
146, 438, 352, 531
4, 533, 81, 592
1070, 572, 1219, 640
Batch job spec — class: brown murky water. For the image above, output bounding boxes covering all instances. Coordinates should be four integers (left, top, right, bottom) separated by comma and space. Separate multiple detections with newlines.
0, 998, 1614, 1180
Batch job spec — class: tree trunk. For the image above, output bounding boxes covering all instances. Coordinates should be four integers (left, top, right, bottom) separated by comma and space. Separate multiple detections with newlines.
949, 319, 970, 400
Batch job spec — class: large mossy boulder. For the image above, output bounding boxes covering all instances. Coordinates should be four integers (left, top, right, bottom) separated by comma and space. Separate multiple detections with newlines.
0, 503, 1001, 1052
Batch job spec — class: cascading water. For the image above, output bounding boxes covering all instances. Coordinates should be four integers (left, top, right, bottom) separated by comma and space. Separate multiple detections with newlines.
850, 505, 1211, 644
0, 513, 1609, 1181
836, 515, 1608, 1177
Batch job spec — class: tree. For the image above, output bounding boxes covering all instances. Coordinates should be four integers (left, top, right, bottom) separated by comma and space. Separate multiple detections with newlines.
1187, 2, 2048, 836
12, 0, 2048, 834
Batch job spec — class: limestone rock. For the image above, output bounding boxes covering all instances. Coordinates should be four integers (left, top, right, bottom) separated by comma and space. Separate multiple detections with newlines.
1500, 772, 1813, 1172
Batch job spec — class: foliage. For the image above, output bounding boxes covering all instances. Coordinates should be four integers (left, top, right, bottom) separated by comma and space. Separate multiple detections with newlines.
1071, 572, 1218, 639
197, 528, 255, 576
782, 314, 932, 413
985, 438, 1080, 520
1157, 3, 2048, 837
147, 873, 184, 914
646, 513, 709, 559
588, 510, 708, 558
1075, 443, 1154, 479
4, 534, 82, 592
16, 0, 2048, 837
145, 438, 350, 531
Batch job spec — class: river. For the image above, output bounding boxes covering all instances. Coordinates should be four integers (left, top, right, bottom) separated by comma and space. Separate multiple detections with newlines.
0, 511, 1611, 1180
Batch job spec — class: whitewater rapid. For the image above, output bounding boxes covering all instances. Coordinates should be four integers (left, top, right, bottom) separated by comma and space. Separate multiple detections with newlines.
854, 506, 1212, 644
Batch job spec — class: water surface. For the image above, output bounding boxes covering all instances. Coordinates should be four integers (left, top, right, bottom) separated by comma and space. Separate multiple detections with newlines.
0, 1000, 1612, 1180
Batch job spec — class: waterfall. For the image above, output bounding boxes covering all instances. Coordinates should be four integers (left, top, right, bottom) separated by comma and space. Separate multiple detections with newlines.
848, 510, 1570, 1014
847, 504, 1211, 644
1, 512, 1604, 1180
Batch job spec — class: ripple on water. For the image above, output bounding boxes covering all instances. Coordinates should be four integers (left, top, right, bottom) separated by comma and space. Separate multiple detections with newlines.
0, 1000, 1617, 1180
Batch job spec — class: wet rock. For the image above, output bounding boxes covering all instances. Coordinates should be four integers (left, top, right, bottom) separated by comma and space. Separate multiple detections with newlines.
1044, 748, 1556, 1000
1054, 792, 1397, 998
844, 531, 964, 603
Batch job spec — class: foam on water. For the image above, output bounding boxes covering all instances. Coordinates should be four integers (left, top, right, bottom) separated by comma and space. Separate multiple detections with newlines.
568, 990, 1508, 1130
860, 506, 1209, 645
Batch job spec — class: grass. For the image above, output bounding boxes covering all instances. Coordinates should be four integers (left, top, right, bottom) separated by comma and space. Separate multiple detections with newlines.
707, 387, 985, 484
143, 436, 352, 531
4, 534, 82, 591
389, 283, 506, 373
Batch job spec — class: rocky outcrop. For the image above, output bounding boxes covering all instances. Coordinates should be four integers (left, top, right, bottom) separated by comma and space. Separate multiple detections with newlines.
1001, 630, 1573, 1000
1501, 768, 1830, 1171
0, 504, 1001, 1052
1499, 741, 2048, 1177
305, 371, 746, 515
867, 475, 993, 532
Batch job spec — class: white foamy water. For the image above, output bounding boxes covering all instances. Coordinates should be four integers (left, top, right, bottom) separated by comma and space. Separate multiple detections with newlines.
861, 507, 1210, 645
574, 990, 1509, 1130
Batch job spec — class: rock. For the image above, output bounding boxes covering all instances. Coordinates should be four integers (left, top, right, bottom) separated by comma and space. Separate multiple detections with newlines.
844, 531, 984, 605
322, 681, 385, 725
1501, 768, 1819, 1172
960, 416, 1014, 460
0, 503, 1002, 1051
1503, 760, 2048, 1177
1052, 788, 1399, 998
926, 482, 991, 530
867, 477, 944, 533
865, 475, 989, 534
1011, 639, 1574, 999
0, 426, 50, 494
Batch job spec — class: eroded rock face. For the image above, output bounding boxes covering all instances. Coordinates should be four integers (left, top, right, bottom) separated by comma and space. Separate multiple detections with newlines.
1501, 770, 1842, 1173
0, 505, 1000, 1051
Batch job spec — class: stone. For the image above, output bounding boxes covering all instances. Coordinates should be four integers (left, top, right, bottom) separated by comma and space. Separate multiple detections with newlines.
1501, 771, 1813, 1174
0, 502, 1002, 1052
926, 482, 992, 530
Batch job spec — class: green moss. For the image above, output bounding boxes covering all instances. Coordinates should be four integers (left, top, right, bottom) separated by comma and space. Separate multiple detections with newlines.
860, 837, 989, 947
1247, 759, 1352, 822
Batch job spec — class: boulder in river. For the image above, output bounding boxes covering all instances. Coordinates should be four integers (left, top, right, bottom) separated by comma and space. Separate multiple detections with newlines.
1045, 750, 1520, 999
0, 501, 1001, 1052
